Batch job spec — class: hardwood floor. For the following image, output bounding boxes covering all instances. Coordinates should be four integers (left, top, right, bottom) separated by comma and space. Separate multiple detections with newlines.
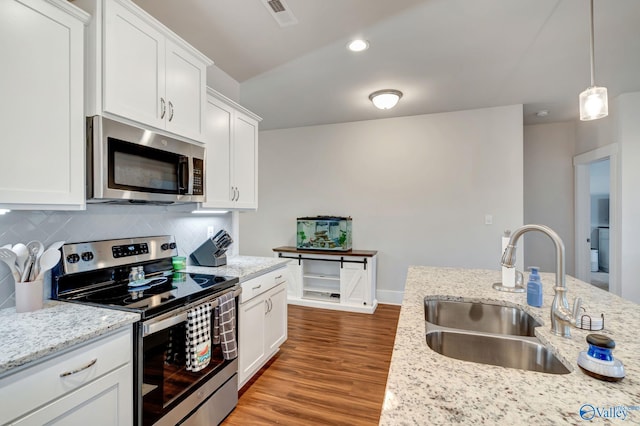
222, 304, 401, 426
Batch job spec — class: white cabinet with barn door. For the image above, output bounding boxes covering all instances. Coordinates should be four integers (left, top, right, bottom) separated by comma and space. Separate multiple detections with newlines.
202, 89, 261, 210
238, 267, 287, 388
0, 0, 88, 210
0, 327, 133, 426
273, 247, 378, 314
78, 0, 211, 143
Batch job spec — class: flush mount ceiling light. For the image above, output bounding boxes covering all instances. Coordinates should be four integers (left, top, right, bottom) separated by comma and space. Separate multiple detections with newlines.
369, 89, 403, 110
347, 39, 369, 52
579, 0, 608, 121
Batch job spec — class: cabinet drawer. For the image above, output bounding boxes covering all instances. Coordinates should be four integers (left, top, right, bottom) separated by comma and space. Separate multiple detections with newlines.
0, 327, 132, 425
239, 268, 287, 304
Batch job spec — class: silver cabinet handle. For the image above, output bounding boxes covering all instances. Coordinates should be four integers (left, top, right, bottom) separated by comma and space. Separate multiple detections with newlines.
264, 299, 269, 313
60, 358, 97, 377
168, 101, 174, 121
252, 284, 262, 290
160, 98, 166, 119
236, 188, 240, 201
275, 275, 283, 280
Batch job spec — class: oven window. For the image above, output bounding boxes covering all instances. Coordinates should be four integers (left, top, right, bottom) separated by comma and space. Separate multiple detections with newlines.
108, 137, 182, 194
142, 321, 227, 426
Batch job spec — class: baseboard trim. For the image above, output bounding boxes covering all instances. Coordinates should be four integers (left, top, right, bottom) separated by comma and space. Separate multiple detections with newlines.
376, 289, 404, 305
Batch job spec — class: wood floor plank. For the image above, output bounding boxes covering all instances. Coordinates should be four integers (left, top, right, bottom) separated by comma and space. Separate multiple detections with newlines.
222, 304, 401, 426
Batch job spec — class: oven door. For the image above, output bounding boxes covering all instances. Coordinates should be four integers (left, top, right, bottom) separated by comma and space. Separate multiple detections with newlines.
137, 289, 239, 426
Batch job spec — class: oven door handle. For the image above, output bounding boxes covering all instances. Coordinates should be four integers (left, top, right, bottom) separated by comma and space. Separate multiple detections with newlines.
144, 311, 188, 336
142, 287, 241, 336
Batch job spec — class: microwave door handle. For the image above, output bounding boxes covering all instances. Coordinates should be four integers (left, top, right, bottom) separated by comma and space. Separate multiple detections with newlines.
177, 157, 189, 194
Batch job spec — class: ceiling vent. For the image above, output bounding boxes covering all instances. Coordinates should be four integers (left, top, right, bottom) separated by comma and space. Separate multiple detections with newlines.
261, 0, 298, 27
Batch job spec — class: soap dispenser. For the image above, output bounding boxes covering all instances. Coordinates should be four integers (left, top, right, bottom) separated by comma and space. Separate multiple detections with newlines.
526, 266, 543, 307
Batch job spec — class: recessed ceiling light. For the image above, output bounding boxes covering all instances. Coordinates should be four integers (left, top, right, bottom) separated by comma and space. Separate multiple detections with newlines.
369, 90, 403, 110
535, 110, 549, 117
347, 39, 369, 52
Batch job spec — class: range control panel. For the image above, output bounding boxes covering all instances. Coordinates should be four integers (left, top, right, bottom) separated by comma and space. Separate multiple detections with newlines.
112, 243, 149, 258
61, 236, 178, 274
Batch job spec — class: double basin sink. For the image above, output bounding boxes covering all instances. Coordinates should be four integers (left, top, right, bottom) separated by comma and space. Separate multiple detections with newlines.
424, 298, 570, 374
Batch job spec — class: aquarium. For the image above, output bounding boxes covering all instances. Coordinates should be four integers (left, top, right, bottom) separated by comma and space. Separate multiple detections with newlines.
297, 216, 352, 251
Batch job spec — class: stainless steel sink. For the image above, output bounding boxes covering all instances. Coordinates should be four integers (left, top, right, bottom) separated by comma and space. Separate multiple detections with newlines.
426, 330, 570, 375
424, 299, 541, 337
424, 299, 570, 374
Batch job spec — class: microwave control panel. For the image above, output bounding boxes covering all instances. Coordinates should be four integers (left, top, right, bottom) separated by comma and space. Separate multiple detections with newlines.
193, 158, 204, 195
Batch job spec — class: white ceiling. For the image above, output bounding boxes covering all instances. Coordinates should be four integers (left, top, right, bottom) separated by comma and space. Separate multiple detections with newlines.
132, 0, 640, 130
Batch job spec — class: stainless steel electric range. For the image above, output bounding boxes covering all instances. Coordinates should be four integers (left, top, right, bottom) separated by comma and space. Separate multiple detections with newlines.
52, 235, 240, 426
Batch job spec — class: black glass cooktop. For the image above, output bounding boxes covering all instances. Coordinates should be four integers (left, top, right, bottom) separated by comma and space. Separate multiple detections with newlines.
57, 271, 238, 319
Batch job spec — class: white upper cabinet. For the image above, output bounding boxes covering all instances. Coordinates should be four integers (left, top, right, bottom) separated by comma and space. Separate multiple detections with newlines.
103, 0, 165, 131
202, 89, 261, 210
83, 0, 211, 143
0, 0, 88, 210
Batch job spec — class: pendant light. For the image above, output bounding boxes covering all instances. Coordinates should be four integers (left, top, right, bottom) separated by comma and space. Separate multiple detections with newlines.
579, 0, 608, 121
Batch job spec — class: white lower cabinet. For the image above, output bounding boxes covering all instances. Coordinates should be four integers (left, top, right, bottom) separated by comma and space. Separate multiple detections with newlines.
238, 268, 288, 388
0, 327, 133, 426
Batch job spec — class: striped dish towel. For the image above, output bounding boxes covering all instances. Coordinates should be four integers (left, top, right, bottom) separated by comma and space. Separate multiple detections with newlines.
185, 303, 212, 372
213, 291, 237, 360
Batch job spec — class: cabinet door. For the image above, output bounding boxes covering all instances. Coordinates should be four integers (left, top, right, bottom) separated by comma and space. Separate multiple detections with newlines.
265, 283, 288, 354
202, 95, 233, 208
12, 364, 133, 426
286, 262, 303, 299
164, 40, 206, 142
340, 263, 369, 306
103, 0, 165, 130
238, 294, 266, 386
232, 112, 258, 209
0, 0, 85, 209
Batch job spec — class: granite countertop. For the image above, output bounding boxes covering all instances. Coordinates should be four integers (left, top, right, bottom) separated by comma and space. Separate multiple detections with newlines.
0, 301, 139, 377
186, 255, 289, 282
380, 266, 640, 425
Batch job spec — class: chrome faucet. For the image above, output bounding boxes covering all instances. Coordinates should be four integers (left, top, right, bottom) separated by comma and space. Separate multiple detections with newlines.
500, 224, 581, 338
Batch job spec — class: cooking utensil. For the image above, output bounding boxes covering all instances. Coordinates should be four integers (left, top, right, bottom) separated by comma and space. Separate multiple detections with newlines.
0, 248, 21, 282
35, 248, 61, 281
12, 243, 29, 274
25, 241, 44, 280
26, 240, 44, 260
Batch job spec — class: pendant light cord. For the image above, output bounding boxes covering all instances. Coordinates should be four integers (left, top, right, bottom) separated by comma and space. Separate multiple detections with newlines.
589, 0, 596, 87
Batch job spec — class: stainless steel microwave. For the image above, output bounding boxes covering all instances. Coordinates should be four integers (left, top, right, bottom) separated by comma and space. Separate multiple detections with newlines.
86, 116, 205, 204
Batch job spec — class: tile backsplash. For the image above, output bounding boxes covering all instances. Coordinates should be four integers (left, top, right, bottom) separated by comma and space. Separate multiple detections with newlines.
0, 204, 233, 308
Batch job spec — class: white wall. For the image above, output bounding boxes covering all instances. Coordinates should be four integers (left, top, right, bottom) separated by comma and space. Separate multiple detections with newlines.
617, 92, 640, 303
239, 105, 524, 303
523, 122, 576, 275
207, 65, 240, 102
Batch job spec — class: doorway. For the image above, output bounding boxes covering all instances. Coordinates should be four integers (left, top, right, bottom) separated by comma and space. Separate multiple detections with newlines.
589, 160, 609, 290
573, 144, 619, 295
